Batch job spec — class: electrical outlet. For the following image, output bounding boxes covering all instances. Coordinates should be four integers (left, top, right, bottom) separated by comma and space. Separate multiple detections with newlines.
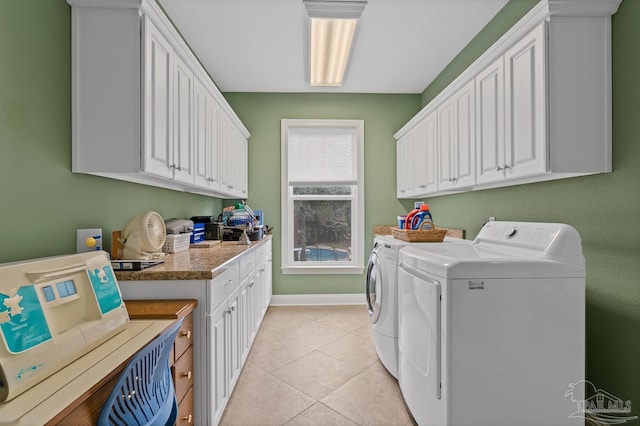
77, 228, 103, 253
489, 216, 496, 222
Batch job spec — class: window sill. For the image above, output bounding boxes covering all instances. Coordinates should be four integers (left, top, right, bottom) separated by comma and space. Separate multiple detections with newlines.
281, 266, 365, 275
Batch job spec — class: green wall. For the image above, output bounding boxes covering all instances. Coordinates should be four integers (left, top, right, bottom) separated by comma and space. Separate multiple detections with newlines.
414, 0, 640, 417
0, 0, 221, 263
223, 93, 419, 295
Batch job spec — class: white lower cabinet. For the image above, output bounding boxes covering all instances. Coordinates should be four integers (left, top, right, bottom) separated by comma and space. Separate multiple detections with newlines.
395, 1, 619, 198
118, 240, 272, 426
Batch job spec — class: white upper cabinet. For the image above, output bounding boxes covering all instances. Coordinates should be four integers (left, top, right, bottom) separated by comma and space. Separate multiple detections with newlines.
395, 0, 621, 198
396, 117, 437, 198
475, 56, 506, 186
438, 79, 476, 190
193, 75, 221, 191
503, 22, 547, 181
142, 18, 173, 180
68, 0, 249, 198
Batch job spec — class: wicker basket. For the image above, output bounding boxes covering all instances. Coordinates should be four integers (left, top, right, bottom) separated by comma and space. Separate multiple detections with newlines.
391, 225, 447, 242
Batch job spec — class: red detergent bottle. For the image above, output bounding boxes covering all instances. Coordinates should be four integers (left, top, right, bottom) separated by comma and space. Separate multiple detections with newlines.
405, 204, 434, 230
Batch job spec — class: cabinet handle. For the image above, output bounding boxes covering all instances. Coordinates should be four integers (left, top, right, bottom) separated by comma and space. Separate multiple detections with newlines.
504, 164, 510, 170
181, 414, 193, 424
182, 370, 192, 380
249, 280, 254, 287
169, 164, 176, 169
452, 177, 457, 182
180, 330, 192, 339
225, 308, 232, 314
496, 166, 503, 171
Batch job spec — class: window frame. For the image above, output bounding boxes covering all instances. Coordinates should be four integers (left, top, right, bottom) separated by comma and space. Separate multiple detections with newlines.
281, 119, 365, 275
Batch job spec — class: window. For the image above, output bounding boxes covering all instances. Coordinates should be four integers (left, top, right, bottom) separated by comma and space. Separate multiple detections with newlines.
281, 119, 364, 274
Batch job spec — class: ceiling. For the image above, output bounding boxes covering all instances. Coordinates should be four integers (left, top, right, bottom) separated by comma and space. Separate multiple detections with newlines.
158, 0, 509, 94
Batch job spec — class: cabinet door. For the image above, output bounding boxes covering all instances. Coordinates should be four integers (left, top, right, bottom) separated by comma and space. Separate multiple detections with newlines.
194, 79, 220, 190
209, 302, 229, 425
264, 250, 273, 312
236, 135, 249, 198
219, 114, 234, 194
438, 98, 456, 191
239, 276, 251, 363
476, 56, 505, 185
504, 22, 547, 180
142, 17, 173, 179
227, 287, 241, 392
173, 54, 194, 184
396, 136, 413, 197
206, 98, 220, 190
454, 80, 476, 188
193, 76, 209, 188
423, 111, 439, 194
413, 119, 437, 195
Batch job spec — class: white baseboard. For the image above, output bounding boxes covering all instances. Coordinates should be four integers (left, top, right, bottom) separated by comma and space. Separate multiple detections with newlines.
270, 293, 366, 306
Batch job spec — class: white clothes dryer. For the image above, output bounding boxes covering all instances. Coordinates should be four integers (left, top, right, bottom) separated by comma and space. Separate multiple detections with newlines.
366, 234, 468, 378
397, 221, 586, 426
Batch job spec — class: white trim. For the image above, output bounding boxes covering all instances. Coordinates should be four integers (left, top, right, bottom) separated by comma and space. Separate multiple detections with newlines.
270, 293, 366, 306
281, 119, 365, 274
281, 266, 365, 275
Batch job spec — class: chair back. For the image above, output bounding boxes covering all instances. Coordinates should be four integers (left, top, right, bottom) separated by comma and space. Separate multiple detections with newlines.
98, 318, 184, 426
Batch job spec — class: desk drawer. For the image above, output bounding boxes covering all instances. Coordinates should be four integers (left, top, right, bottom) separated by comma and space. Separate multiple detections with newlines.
174, 313, 193, 361
177, 386, 194, 425
173, 346, 194, 403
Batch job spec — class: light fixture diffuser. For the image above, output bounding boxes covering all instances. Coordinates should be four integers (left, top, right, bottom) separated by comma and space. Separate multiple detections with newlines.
303, 0, 367, 87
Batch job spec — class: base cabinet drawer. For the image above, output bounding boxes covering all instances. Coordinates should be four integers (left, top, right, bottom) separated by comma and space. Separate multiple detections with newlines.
177, 386, 195, 425
173, 346, 194, 403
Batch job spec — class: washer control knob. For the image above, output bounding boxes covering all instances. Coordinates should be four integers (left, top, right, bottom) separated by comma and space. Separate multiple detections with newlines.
504, 226, 518, 239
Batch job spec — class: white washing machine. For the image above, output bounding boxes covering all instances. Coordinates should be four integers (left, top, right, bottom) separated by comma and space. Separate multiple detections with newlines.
366, 234, 468, 378
397, 221, 586, 425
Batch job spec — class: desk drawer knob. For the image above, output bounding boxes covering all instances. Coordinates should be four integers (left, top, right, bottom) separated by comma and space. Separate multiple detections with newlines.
182, 370, 192, 380
181, 330, 192, 339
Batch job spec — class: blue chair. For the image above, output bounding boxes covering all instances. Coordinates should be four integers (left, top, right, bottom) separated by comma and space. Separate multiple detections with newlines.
98, 318, 184, 426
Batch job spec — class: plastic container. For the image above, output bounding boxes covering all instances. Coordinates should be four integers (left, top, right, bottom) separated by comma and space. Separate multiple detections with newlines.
162, 233, 192, 253
406, 204, 434, 230
397, 215, 407, 228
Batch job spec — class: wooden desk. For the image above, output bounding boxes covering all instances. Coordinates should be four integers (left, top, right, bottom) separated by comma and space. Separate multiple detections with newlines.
45, 299, 197, 425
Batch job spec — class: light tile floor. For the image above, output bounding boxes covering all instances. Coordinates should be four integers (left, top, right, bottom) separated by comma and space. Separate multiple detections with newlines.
220, 305, 414, 426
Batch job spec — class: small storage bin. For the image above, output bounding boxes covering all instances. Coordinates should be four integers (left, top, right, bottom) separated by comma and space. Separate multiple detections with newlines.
163, 233, 192, 253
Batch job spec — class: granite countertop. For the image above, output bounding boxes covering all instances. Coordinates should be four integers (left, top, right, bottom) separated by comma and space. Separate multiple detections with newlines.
114, 235, 272, 281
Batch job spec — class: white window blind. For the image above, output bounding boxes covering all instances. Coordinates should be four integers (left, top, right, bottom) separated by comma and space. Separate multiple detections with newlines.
288, 126, 358, 185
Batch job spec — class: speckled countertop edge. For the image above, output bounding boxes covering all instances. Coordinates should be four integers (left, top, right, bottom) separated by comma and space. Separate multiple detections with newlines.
114, 235, 272, 281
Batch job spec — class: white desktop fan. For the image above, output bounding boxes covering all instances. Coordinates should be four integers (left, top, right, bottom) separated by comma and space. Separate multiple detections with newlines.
121, 211, 167, 259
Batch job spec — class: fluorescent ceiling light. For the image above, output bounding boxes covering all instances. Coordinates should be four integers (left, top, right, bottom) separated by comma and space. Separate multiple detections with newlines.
303, 0, 367, 87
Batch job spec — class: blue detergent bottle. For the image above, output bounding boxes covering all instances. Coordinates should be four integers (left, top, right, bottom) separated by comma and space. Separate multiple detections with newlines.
410, 204, 434, 230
